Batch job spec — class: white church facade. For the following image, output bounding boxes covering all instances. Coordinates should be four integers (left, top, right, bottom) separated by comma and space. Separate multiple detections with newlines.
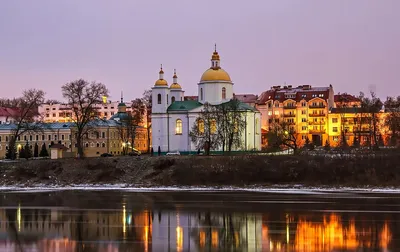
151, 47, 262, 154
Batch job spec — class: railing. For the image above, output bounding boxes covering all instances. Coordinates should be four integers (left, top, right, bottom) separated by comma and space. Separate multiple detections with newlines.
308, 121, 325, 125
309, 129, 326, 134
309, 113, 325, 117
309, 104, 326, 108
283, 114, 296, 117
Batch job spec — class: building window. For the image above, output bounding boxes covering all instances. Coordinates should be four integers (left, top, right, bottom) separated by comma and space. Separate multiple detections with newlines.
268, 111, 272, 116
96, 143, 100, 148
332, 118, 338, 123
302, 118, 307, 122
61, 134, 65, 140
35, 135, 38, 141
102, 132, 105, 138
222, 87, 226, 100
175, 119, 182, 135
274, 111, 279, 115
167, 94, 169, 105
200, 88, 203, 100
172, 96, 175, 103
333, 136, 339, 141
301, 102, 307, 107
302, 126, 307, 131
198, 119, 204, 134
29, 135, 32, 141
48, 135, 51, 141
157, 94, 161, 104
85, 143, 89, 148
255, 118, 259, 134
211, 119, 217, 134
42, 135, 45, 141
102, 143, 106, 148
333, 127, 338, 132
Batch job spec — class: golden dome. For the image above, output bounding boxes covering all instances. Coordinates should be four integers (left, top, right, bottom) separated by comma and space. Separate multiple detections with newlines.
200, 68, 231, 82
154, 79, 168, 86
211, 51, 220, 60
170, 83, 182, 89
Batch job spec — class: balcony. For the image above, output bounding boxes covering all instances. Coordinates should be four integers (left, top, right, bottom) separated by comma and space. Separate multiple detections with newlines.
309, 113, 325, 117
309, 129, 326, 134
308, 121, 325, 125
309, 104, 326, 108
283, 114, 296, 117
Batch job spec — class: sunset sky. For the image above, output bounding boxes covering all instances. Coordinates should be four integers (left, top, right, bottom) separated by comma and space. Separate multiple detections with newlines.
1, 0, 399, 101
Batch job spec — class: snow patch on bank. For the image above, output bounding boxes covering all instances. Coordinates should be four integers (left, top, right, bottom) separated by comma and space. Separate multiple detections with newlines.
1, 184, 400, 194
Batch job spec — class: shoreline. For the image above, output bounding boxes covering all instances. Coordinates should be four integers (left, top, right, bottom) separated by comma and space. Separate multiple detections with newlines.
2, 184, 400, 193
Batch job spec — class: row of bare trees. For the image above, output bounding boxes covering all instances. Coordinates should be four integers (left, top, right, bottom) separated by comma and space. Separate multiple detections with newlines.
2, 80, 150, 159
189, 99, 247, 155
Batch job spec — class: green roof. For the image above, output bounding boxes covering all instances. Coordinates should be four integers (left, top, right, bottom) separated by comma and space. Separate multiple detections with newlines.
167, 101, 203, 112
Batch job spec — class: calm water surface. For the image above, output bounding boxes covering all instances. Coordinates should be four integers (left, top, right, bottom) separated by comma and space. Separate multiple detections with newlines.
0, 189, 399, 252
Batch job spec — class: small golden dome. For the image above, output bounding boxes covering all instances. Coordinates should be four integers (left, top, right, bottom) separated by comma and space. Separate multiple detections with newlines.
200, 68, 231, 82
170, 83, 182, 89
154, 79, 168, 86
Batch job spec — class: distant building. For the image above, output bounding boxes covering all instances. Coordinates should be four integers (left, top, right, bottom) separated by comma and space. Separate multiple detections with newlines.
38, 100, 133, 122
0, 107, 18, 124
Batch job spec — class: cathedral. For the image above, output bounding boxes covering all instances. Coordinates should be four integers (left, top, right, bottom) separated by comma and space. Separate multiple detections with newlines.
151, 47, 261, 154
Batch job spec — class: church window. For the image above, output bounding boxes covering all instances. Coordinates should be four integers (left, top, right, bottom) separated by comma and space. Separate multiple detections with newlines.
175, 119, 182, 135
198, 119, 204, 134
210, 119, 217, 134
171, 96, 175, 103
157, 94, 161, 104
222, 87, 226, 100
200, 88, 203, 100
167, 94, 169, 105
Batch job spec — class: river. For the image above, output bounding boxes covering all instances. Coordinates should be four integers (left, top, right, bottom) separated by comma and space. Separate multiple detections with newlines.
0, 188, 398, 251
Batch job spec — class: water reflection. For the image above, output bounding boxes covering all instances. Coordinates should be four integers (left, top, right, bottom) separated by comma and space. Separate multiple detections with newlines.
0, 194, 397, 252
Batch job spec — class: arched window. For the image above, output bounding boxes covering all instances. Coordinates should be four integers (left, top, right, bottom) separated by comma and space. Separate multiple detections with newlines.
210, 119, 217, 134
157, 94, 161, 104
200, 88, 203, 100
175, 119, 182, 135
171, 96, 175, 103
167, 94, 169, 105
222, 87, 226, 100
102, 143, 106, 148
198, 119, 204, 134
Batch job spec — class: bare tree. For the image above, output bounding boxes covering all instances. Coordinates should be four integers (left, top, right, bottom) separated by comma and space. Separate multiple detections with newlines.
359, 92, 383, 149
216, 98, 246, 153
5, 89, 45, 159
61, 79, 109, 158
190, 103, 221, 155
117, 99, 145, 154
384, 96, 400, 146
141, 90, 152, 152
267, 120, 300, 153
335, 93, 351, 148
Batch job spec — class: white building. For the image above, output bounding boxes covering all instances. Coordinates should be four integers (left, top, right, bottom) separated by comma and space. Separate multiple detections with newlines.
151, 47, 261, 154
38, 100, 132, 122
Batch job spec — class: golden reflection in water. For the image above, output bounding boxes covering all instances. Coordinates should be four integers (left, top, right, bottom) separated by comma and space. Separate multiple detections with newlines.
199, 230, 206, 247
211, 230, 219, 247
380, 222, 392, 249
176, 226, 183, 252
293, 214, 392, 251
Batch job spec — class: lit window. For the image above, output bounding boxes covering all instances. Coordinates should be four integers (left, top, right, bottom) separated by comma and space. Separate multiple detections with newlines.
222, 87, 226, 100
333, 127, 338, 132
210, 120, 217, 134
198, 119, 204, 134
175, 119, 182, 135
268, 111, 272, 116
332, 118, 338, 123
274, 111, 279, 115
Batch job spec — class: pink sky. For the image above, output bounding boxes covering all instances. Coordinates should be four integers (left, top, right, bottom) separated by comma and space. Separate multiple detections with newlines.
0, 0, 399, 101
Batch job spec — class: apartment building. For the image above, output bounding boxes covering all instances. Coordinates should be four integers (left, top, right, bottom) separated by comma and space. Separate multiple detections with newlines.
256, 84, 335, 146
38, 100, 133, 122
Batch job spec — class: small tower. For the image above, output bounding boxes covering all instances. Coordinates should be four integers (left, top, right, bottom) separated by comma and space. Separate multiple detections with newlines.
118, 91, 127, 113
152, 64, 170, 114
170, 69, 184, 102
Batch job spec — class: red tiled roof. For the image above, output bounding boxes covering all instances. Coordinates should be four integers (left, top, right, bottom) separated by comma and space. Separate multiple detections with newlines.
234, 94, 258, 103
334, 93, 361, 103
257, 85, 331, 104
0, 107, 19, 117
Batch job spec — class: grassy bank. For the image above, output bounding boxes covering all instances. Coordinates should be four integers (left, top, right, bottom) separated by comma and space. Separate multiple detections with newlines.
0, 152, 400, 187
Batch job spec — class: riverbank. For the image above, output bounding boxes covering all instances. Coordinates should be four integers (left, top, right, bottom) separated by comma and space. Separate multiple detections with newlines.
0, 152, 399, 188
